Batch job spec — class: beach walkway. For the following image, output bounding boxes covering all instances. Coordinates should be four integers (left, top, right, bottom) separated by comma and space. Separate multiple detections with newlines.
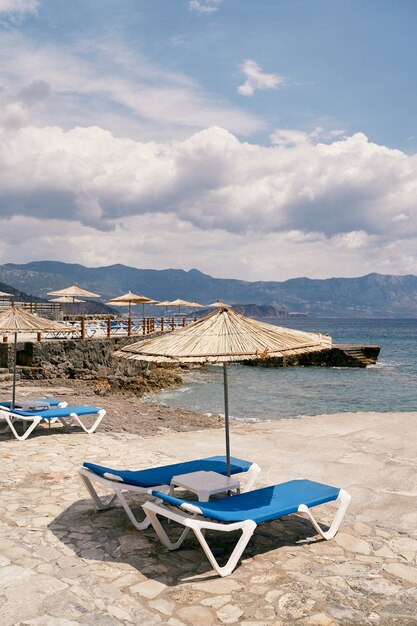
1, 412, 417, 625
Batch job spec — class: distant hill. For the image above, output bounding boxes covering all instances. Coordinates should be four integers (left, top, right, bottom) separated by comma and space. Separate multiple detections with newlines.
0, 280, 42, 302
0, 276, 113, 316
2, 261, 417, 317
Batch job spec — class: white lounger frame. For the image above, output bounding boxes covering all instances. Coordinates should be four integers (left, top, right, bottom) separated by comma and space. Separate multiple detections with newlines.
0, 407, 105, 441
78, 462, 261, 531
142, 487, 351, 577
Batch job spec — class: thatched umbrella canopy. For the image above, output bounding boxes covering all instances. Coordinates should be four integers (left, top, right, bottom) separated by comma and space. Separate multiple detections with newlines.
50, 296, 85, 303
206, 300, 231, 308
162, 298, 203, 315
0, 290, 12, 297
0, 306, 76, 407
115, 307, 331, 474
107, 291, 155, 317
47, 284, 100, 302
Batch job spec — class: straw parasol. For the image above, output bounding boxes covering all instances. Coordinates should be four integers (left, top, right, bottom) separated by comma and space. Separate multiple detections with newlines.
49, 296, 85, 303
206, 300, 231, 308
107, 291, 155, 317
114, 307, 332, 475
163, 298, 204, 315
0, 306, 76, 407
47, 284, 100, 303
0, 290, 12, 297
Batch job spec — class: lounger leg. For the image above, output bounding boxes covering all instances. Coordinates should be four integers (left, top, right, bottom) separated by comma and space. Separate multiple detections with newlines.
143, 502, 257, 577
2, 416, 43, 441
114, 489, 153, 530
143, 505, 192, 547
244, 462, 261, 492
298, 489, 351, 540
192, 520, 257, 577
78, 468, 165, 530
78, 471, 118, 510
60, 410, 106, 434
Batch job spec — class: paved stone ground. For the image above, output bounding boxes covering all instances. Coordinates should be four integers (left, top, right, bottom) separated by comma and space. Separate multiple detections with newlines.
1, 418, 417, 625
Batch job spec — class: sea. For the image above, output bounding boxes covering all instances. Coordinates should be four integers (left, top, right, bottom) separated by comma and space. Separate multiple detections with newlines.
142, 318, 417, 421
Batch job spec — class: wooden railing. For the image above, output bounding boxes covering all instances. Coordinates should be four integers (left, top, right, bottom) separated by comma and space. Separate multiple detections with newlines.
2, 316, 196, 343
0, 301, 62, 313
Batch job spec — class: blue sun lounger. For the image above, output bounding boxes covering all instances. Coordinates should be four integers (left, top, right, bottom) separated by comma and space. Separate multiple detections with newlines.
0, 397, 66, 410
143, 478, 351, 576
78, 456, 261, 530
0, 404, 106, 441
0, 397, 68, 437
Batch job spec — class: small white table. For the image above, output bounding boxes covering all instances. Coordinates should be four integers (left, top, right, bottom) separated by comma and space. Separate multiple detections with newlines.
169, 470, 240, 502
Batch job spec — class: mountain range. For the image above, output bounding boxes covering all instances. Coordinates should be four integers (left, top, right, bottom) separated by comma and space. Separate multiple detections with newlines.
1, 260, 417, 317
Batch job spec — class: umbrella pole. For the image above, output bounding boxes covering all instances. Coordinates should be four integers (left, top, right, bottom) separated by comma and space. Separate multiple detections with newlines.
12, 331, 17, 408
223, 362, 231, 477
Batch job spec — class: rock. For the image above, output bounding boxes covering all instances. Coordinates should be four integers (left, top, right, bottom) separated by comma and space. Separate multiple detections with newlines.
253, 604, 276, 620
304, 613, 339, 625
19, 617, 81, 626
374, 545, 397, 559
281, 555, 312, 571
389, 537, 417, 562
149, 598, 175, 616
334, 533, 372, 555
130, 579, 167, 599
346, 575, 401, 597
191, 578, 242, 594
216, 604, 244, 624
177, 605, 215, 624
324, 604, 372, 625
107, 605, 134, 622
276, 593, 316, 620
383, 562, 417, 585
265, 589, 283, 603
201, 595, 232, 609
168, 588, 205, 605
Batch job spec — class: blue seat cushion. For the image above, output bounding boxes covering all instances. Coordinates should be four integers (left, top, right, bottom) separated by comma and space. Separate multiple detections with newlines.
152, 479, 340, 524
0, 398, 62, 410
7, 405, 101, 419
83, 455, 252, 488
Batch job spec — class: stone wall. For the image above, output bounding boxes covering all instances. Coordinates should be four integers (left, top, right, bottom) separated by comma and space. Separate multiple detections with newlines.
0, 335, 182, 396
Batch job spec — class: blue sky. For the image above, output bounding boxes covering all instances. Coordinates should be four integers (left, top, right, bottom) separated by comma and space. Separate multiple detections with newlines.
0, 0, 416, 280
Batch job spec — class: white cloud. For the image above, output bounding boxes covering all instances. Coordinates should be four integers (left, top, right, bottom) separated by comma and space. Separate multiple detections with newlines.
188, 0, 223, 15
0, 0, 38, 16
0, 33, 264, 139
238, 59, 284, 96
271, 126, 346, 147
1, 117, 417, 246
0, 0, 39, 22
2, 213, 417, 282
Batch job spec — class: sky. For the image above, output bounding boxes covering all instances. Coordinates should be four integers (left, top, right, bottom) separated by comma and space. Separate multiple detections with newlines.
0, 0, 417, 281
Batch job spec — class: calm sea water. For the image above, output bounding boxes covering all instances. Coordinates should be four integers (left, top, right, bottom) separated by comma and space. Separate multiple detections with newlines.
142, 318, 417, 421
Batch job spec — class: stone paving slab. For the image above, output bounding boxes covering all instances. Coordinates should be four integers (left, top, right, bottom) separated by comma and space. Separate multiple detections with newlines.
1, 413, 417, 625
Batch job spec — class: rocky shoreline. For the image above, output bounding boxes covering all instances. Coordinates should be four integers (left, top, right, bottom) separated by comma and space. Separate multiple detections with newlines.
5, 377, 224, 436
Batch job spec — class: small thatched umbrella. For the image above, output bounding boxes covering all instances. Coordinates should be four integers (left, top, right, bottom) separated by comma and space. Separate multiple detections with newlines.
0, 306, 76, 407
114, 307, 332, 475
49, 296, 85, 303
107, 291, 155, 317
0, 290, 12, 297
48, 284, 100, 303
164, 298, 204, 315
207, 300, 231, 308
